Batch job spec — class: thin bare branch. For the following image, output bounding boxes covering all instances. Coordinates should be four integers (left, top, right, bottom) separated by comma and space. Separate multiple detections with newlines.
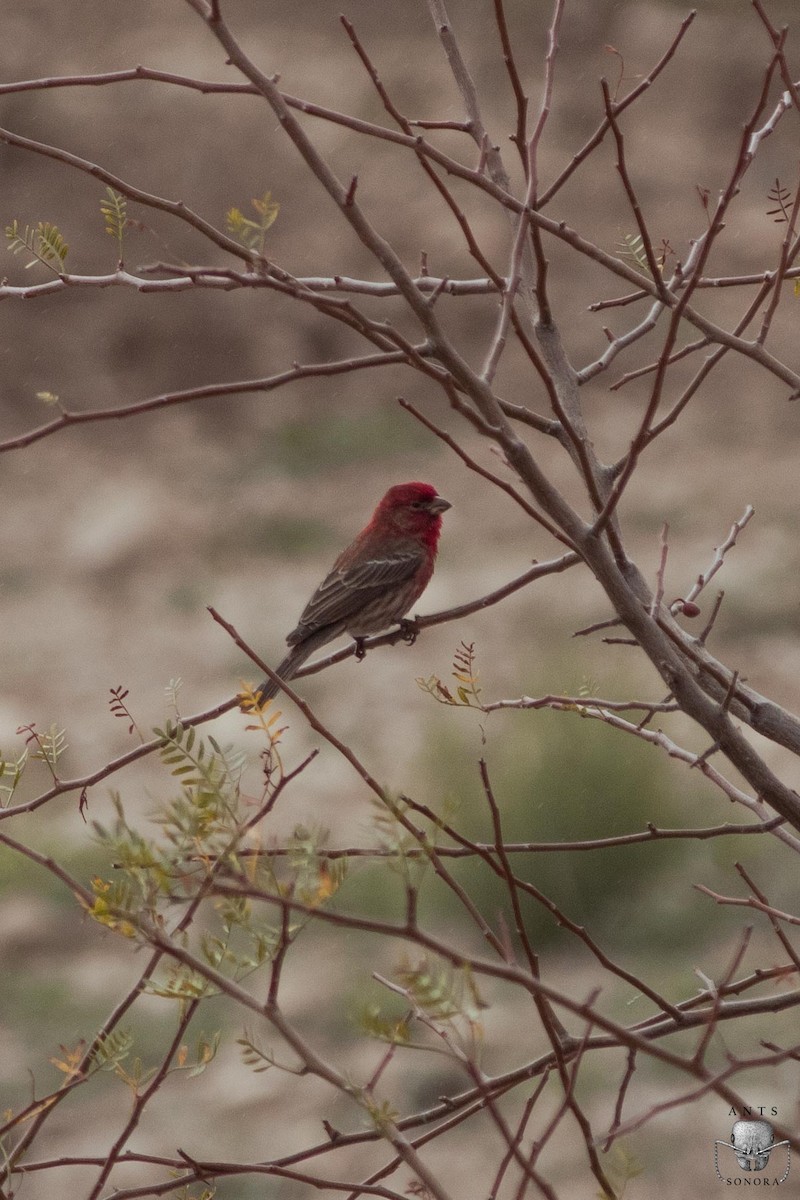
670, 506, 755, 613
602, 78, 669, 302
734, 862, 800, 974
0, 350, 427, 455
539, 10, 697, 206
492, 0, 529, 169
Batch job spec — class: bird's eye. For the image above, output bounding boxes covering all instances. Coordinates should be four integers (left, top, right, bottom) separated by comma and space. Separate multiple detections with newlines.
410, 500, 425, 509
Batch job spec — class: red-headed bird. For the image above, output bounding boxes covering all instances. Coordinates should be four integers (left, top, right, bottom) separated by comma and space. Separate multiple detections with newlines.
252, 481, 451, 706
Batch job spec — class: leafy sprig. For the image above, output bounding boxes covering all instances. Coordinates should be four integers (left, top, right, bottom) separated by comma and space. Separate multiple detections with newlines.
6, 219, 68, 272
109, 685, 143, 741
0, 746, 28, 806
766, 178, 793, 224
418, 641, 482, 708
100, 186, 128, 259
616, 232, 673, 276
16, 722, 68, 781
225, 191, 279, 256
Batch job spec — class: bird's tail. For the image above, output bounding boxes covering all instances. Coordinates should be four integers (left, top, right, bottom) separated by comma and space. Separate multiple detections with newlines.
252, 644, 314, 707
252, 627, 338, 707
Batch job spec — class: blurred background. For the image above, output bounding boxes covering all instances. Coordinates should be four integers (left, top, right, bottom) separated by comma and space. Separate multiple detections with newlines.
2, 0, 800, 1195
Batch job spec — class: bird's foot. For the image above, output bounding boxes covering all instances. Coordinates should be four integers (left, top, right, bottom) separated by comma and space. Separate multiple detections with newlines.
398, 618, 418, 645
353, 636, 368, 661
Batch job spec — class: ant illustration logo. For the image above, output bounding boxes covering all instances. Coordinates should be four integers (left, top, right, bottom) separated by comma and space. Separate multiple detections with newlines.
714, 1119, 790, 1183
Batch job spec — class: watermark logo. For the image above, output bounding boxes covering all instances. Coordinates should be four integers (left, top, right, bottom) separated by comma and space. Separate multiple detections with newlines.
714, 1118, 790, 1184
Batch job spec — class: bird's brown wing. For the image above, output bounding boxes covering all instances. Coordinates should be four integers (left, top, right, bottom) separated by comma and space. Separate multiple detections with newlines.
287, 550, 424, 642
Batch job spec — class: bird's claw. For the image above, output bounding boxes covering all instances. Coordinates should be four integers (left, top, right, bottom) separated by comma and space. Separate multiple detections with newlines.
353, 636, 367, 661
399, 618, 418, 645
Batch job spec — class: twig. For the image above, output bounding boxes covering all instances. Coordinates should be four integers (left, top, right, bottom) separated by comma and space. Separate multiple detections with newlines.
481, 698, 800, 853
757, 165, 800, 343
0, 123, 254, 265
492, 0, 529, 168
651, 523, 670, 617
670, 506, 754, 613
734, 863, 800, 974
208, 607, 386, 799
233, 814, 785, 861
691, 927, 752, 1068
539, 10, 697, 206
602, 1048, 638, 1153
0, 349, 428, 456
523, 0, 567, 329
478, 758, 575, 1054
694, 885, 800, 927
398, 398, 576, 547
592, 48, 785, 533
602, 78, 669, 301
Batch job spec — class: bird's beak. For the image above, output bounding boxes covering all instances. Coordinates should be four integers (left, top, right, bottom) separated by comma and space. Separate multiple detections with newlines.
428, 496, 452, 514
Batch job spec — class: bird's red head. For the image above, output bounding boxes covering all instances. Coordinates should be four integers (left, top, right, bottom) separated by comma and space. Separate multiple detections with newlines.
371, 481, 451, 547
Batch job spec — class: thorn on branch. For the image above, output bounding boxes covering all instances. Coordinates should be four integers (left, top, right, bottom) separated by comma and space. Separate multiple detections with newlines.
322, 1119, 342, 1143
425, 275, 450, 306
696, 183, 712, 226
691, 739, 722, 769
720, 669, 740, 716
344, 175, 359, 207
573, 616, 623, 638
477, 132, 490, 176
603, 46, 626, 104
177, 1147, 203, 1174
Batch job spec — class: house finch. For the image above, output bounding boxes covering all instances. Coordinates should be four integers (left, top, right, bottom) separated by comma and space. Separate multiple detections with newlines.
252, 481, 451, 706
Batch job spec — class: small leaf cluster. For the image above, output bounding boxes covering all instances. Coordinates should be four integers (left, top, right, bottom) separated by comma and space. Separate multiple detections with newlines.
362, 956, 487, 1063
417, 641, 483, 708
90, 710, 346, 996
89, 722, 248, 940
364, 1096, 400, 1133
16, 722, 69, 780
151, 720, 248, 855
616, 232, 649, 274
766, 178, 793, 223
6, 219, 68, 272
109, 685, 142, 740
100, 186, 127, 257
369, 793, 435, 893
616, 232, 672, 277
358, 1001, 412, 1046
201, 892, 278, 978
236, 1029, 291, 1075
87, 873, 141, 939
285, 821, 348, 907
225, 190, 279, 256
0, 745, 28, 806
144, 965, 213, 1003
4, 187, 135, 280
89, 1026, 219, 1094
596, 1143, 645, 1199
395, 957, 486, 1026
